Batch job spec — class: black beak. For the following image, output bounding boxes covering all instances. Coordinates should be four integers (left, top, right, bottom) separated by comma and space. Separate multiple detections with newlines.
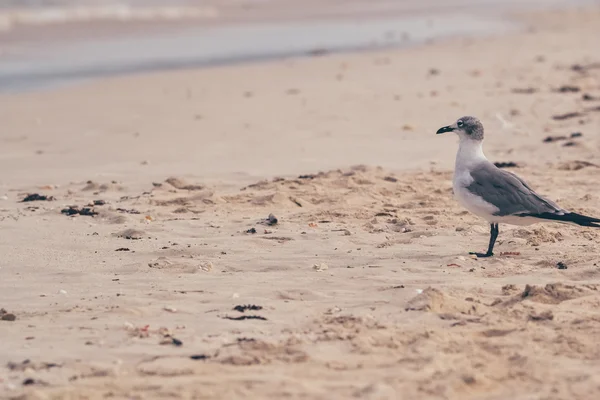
436, 125, 454, 134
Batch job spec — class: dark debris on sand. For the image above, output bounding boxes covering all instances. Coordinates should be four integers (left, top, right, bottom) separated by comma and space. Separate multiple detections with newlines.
553, 85, 580, 93
233, 304, 263, 313
190, 354, 210, 360
298, 174, 317, 180
61, 206, 98, 217
266, 213, 278, 225
223, 315, 267, 321
543, 132, 583, 143
552, 112, 583, 121
543, 135, 567, 143
21, 194, 55, 202
582, 93, 600, 101
1, 308, 17, 321
571, 62, 600, 73
557, 262, 568, 270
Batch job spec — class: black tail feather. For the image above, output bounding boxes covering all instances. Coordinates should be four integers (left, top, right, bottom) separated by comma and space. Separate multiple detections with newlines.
528, 212, 600, 227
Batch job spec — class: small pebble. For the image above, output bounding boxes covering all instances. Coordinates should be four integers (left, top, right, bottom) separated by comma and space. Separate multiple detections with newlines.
267, 213, 278, 225
1, 313, 16, 321
557, 262, 568, 270
58, 289, 67, 295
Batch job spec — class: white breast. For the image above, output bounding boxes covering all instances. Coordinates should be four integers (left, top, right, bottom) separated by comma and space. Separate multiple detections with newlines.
453, 139, 499, 222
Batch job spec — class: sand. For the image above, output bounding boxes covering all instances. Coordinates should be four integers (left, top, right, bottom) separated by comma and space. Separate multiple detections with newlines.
1, 5, 600, 400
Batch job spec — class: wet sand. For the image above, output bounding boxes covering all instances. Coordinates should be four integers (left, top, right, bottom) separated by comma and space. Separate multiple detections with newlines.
1, 5, 600, 400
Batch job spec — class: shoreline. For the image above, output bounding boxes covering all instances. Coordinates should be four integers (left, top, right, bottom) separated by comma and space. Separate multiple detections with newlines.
0, 0, 596, 93
1, 15, 515, 93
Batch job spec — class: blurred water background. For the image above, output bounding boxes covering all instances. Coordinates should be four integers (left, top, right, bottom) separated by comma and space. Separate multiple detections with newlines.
0, 0, 596, 91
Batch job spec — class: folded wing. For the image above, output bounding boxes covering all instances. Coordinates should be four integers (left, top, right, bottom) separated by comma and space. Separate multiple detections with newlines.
466, 162, 565, 217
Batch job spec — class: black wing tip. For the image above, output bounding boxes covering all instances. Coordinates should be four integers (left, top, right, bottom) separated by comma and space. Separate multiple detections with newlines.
522, 212, 600, 227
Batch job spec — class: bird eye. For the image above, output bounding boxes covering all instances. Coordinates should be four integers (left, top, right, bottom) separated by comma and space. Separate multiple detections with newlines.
457, 120, 464, 127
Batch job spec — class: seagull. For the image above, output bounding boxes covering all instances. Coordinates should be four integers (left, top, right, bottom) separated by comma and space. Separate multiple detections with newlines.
436, 116, 600, 257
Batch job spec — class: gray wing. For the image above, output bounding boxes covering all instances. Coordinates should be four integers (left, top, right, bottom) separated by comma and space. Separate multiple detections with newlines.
467, 162, 565, 217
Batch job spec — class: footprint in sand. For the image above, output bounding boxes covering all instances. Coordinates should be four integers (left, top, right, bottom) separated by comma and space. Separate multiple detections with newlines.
114, 229, 147, 240
82, 181, 125, 193
164, 177, 204, 191
148, 257, 212, 273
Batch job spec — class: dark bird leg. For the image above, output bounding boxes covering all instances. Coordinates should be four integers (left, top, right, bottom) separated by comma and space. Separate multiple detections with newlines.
469, 223, 499, 258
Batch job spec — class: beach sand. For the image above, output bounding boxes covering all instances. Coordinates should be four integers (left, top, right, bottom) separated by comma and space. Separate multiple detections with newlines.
1, 5, 600, 399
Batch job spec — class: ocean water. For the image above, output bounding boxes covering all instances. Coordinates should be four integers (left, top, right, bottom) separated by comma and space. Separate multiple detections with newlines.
0, 0, 596, 92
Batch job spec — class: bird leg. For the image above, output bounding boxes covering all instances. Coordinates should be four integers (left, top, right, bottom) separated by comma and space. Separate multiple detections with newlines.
469, 223, 499, 258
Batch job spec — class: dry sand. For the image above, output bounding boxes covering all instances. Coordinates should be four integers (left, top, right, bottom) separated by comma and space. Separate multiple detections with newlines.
1, 6, 600, 400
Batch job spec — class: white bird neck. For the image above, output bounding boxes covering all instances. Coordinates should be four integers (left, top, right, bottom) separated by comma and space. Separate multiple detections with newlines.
455, 139, 487, 172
